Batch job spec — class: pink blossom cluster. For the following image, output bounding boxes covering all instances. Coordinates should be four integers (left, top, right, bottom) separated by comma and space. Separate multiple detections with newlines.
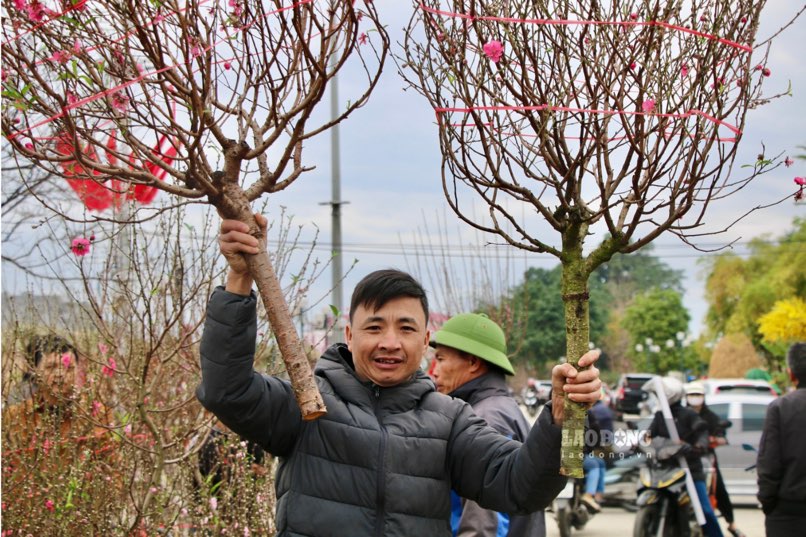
13, 0, 55, 22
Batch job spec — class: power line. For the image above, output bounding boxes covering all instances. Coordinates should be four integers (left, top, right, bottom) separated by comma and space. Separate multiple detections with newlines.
266, 237, 806, 261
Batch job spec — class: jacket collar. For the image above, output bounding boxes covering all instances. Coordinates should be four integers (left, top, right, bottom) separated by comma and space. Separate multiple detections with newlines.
449, 371, 509, 407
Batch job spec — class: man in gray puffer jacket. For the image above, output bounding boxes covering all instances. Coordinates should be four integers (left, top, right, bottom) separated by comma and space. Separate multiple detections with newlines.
197, 215, 603, 537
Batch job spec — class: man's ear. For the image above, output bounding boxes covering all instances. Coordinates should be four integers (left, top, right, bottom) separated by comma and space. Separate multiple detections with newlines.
344, 324, 353, 351
469, 356, 486, 374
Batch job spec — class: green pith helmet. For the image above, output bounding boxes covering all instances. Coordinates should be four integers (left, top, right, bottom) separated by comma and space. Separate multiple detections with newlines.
431, 313, 515, 375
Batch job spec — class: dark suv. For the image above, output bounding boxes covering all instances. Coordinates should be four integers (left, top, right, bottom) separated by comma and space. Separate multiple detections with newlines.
613, 373, 656, 417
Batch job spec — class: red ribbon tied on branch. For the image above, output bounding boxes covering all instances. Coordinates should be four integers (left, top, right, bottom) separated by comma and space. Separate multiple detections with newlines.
55, 131, 178, 211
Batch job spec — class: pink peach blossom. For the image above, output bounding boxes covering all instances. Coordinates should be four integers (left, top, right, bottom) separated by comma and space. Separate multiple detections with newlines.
641, 99, 655, 113
482, 40, 504, 63
102, 356, 117, 377
71, 237, 91, 256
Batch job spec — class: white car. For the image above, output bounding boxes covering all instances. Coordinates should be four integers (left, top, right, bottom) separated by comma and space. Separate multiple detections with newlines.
704, 392, 777, 505
702, 378, 778, 396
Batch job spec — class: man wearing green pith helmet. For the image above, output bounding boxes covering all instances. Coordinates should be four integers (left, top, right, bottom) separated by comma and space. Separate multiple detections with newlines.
431, 313, 548, 537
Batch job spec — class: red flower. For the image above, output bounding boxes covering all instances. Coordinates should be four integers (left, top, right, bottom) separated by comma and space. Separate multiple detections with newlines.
71, 237, 91, 256
45, 499, 55, 512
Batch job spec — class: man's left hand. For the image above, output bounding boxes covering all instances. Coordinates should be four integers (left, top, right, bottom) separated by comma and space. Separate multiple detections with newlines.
550, 349, 602, 426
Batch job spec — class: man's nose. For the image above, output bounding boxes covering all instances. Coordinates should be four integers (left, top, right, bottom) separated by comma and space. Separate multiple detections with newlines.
378, 329, 402, 349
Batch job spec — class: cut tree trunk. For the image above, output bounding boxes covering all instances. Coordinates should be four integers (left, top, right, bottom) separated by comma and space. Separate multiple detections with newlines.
559, 250, 591, 478
211, 153, 326, 421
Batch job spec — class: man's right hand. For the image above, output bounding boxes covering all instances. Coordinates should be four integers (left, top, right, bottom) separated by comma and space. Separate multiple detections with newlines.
218, 214, 267, 295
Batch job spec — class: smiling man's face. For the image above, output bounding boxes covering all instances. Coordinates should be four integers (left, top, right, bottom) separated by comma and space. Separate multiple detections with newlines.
346, 296, 430, 387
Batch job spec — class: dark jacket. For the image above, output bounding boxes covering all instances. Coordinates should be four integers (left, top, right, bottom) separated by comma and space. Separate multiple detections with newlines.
449, 373, 546, 537
697, 404, 727, 454
196, 288, 567, 537
648, 402, 709, 481
757, 386, 806, 516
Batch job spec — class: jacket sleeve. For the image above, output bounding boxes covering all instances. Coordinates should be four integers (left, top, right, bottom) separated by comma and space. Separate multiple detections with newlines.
757, 401, 782, 514
195, 287, 302, 457
448, 403, 567, 514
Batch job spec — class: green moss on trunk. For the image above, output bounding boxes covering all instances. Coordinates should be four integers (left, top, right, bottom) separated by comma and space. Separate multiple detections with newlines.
559, 249, 591, 478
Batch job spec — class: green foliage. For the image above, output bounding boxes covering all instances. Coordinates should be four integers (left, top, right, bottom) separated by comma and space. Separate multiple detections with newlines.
622, 288, 696, 375
702, 218, 806, 368
507, 245, 685, 373
592, 244, 685, 301
505, 265, 606, 370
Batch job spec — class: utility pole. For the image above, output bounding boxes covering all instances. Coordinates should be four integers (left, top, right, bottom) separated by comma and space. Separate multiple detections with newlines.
321, 62, 347, 343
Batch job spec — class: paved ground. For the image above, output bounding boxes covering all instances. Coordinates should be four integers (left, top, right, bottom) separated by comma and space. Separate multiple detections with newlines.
545, 506, 765, 537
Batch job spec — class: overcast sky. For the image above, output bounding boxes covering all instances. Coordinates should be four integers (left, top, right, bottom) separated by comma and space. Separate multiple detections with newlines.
2, 2, 804, 339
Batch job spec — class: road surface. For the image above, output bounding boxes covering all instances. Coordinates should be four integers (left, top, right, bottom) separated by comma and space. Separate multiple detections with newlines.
545, 506, 765, 536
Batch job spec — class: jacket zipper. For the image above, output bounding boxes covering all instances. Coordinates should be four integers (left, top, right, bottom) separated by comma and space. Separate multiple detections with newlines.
373, 385, 388, 537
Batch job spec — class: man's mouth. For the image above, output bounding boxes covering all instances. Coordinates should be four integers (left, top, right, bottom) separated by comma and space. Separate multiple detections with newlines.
374, 357, 403, 366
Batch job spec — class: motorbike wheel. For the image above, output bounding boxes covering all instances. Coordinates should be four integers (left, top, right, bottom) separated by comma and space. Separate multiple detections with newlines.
556, 506, 572, 537
632, 504, 660, 537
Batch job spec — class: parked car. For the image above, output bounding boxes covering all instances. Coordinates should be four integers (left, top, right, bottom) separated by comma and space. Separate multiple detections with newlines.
702, 378, 778, 397
612, 373, 657, 417
704, 392, 777, 505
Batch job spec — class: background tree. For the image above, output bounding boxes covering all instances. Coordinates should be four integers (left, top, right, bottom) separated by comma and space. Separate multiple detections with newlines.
507, 265, 608, 373
591, 244, 684, 373
708, 332, 763, 378
757, 297, 806, 361
703, 217, 806, 367
2, 0, 388, 418
401, 0, 796, 474
622, 288, 698, 374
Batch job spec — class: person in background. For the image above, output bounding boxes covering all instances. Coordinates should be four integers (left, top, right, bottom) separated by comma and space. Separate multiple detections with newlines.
5, 334, 81, 408
757, 342, 806, 537
430, 312, 546, 537
196, 421, 268, 496
648, 377, 723, 537
580, 389, 615, 512
685, 381, 745, 537
3, 334, 116, 483
197, 214, 604, 537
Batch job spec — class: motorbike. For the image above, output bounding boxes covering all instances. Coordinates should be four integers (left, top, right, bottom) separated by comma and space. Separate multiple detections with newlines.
601, 450, 646, 511
522, 388, 539, 417
552, 478, 596, 537
632, 438, 703, 537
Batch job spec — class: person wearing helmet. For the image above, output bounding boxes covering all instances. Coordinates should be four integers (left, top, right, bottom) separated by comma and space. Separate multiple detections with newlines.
685, 382, 746, 537
431, 312, 547, 537
648, 376, 723, 537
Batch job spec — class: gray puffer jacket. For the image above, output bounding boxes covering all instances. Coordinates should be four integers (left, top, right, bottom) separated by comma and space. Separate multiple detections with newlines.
196, 288, 566, 537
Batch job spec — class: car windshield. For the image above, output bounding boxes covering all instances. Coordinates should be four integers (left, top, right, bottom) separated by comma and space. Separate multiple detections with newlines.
715, 385, 771, 395
626, 378, 650, 390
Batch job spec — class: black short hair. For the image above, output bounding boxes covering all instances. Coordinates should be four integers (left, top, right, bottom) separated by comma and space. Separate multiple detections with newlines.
787, 342, 806, 383
349, 269, 429, 322
25, 334, 77, 369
